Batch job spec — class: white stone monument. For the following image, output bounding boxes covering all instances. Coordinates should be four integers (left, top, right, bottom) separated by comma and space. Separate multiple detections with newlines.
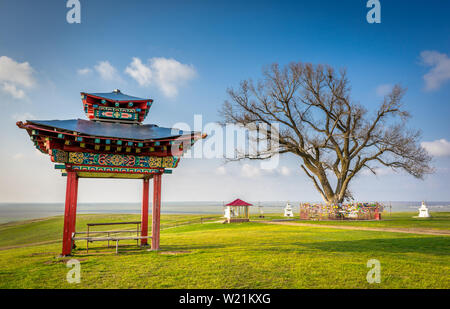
284, 203, 294, 217
418, 202, 430, 218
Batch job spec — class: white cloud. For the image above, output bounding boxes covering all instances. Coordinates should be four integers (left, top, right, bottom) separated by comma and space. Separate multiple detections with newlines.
2, 83, 26, 99
420, 50, 450, 91
151, 57, 197, 97
421, 139, 450, 157
240, 164, 293, 178
125, 58, 152, 86
11, 112, 35, 121
94, 61, 122, 81
12, 153, 25, 160
241, 164, 261, 178
280, 166, 291, 176
77, 67, 92, 75
125, 57, 196, 98
376, 84, 393, 97
436, 167, 450, 174
215, 166, 227, 175
0, 56, 35, 99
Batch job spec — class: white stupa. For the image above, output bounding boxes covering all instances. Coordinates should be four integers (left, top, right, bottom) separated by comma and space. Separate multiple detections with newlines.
284, 203, 294, 217
418, 202, 430, 218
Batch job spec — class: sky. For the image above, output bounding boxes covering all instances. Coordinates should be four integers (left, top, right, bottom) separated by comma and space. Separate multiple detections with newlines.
0, 0, 449, 203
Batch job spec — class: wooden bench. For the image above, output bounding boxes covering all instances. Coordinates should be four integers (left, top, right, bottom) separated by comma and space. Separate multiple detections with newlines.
72, 221, 151, 254
224, 218, 250, 223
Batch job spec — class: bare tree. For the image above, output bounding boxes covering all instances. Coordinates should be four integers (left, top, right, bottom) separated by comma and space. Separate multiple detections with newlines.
220, 62, 433, 204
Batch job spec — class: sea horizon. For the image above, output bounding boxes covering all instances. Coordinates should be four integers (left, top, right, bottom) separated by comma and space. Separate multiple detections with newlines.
0, 201, 449, 224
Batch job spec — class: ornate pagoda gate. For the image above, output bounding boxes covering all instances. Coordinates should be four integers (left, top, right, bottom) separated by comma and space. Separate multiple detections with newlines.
17, 89, 204, 256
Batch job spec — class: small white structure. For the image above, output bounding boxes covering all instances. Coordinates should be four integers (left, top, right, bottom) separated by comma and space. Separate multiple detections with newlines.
284, 203, 294, 217
224, 206, 237, 220
418, 201, 431, 218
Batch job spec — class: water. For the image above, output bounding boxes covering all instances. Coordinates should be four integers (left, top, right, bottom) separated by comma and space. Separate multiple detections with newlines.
0, 201, 449, 224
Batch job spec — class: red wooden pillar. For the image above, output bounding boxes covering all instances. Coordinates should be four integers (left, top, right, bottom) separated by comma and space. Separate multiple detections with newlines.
141, 178, 150, 246
70, 175, 79, 249
151, 173, 162, 250
62, 171, 77, 256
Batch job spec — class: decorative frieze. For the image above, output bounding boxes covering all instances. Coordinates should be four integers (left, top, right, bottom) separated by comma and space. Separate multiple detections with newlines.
70, 165, 162, 174
94, 106, 138, 121
51, 149, 180, 169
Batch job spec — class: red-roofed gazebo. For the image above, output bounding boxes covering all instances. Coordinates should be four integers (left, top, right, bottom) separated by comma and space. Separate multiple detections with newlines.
224, 199, 253, 223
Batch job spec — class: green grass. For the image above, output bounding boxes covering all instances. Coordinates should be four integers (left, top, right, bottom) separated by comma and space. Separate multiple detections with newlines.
0, 213, 448, 289
0, 214, 221, 248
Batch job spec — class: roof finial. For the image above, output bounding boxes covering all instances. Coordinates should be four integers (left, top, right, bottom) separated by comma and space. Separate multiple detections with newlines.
113, 89, 121, 93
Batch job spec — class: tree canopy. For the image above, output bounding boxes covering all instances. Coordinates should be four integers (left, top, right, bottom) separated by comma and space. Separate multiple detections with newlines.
221, 62, 433, 203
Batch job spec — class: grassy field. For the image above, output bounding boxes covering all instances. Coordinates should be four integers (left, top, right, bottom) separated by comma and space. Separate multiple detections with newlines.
0, 212, 449, 289
278, 212, 450, 230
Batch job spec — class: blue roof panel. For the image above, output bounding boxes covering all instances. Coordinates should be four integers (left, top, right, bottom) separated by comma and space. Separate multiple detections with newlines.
27, 119, 193, 141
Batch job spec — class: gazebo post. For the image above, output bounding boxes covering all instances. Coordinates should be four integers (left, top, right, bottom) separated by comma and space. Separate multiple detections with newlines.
70, 175, 79, 249
151, 173, 162, 250
62, 171, 77, 256
141, 178, 150, 246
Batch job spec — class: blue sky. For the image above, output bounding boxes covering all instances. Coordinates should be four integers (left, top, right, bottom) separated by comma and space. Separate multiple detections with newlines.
0, 0, 449, 203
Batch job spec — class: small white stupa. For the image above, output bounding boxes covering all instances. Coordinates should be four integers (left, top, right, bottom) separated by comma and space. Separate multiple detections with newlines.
418, 201, 430, 218
284, 202, 294, 217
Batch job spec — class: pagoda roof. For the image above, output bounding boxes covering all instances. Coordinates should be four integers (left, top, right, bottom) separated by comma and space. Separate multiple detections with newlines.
82, 90, 152, 102
226, 199, 253, 206
27, 119, 195, 141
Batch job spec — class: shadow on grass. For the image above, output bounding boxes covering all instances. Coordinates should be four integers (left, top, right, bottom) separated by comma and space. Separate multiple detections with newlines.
71, 242, 227, 257
159, 243, 227, 251
295, 236, 450, 255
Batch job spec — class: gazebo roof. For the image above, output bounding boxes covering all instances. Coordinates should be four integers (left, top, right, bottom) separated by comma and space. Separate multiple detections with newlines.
82, 90, 151, 102
226, 199, 253, 206
26, 119, 196, 141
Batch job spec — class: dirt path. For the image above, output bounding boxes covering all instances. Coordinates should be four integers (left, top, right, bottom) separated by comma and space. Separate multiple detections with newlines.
261, 221, 450, 236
